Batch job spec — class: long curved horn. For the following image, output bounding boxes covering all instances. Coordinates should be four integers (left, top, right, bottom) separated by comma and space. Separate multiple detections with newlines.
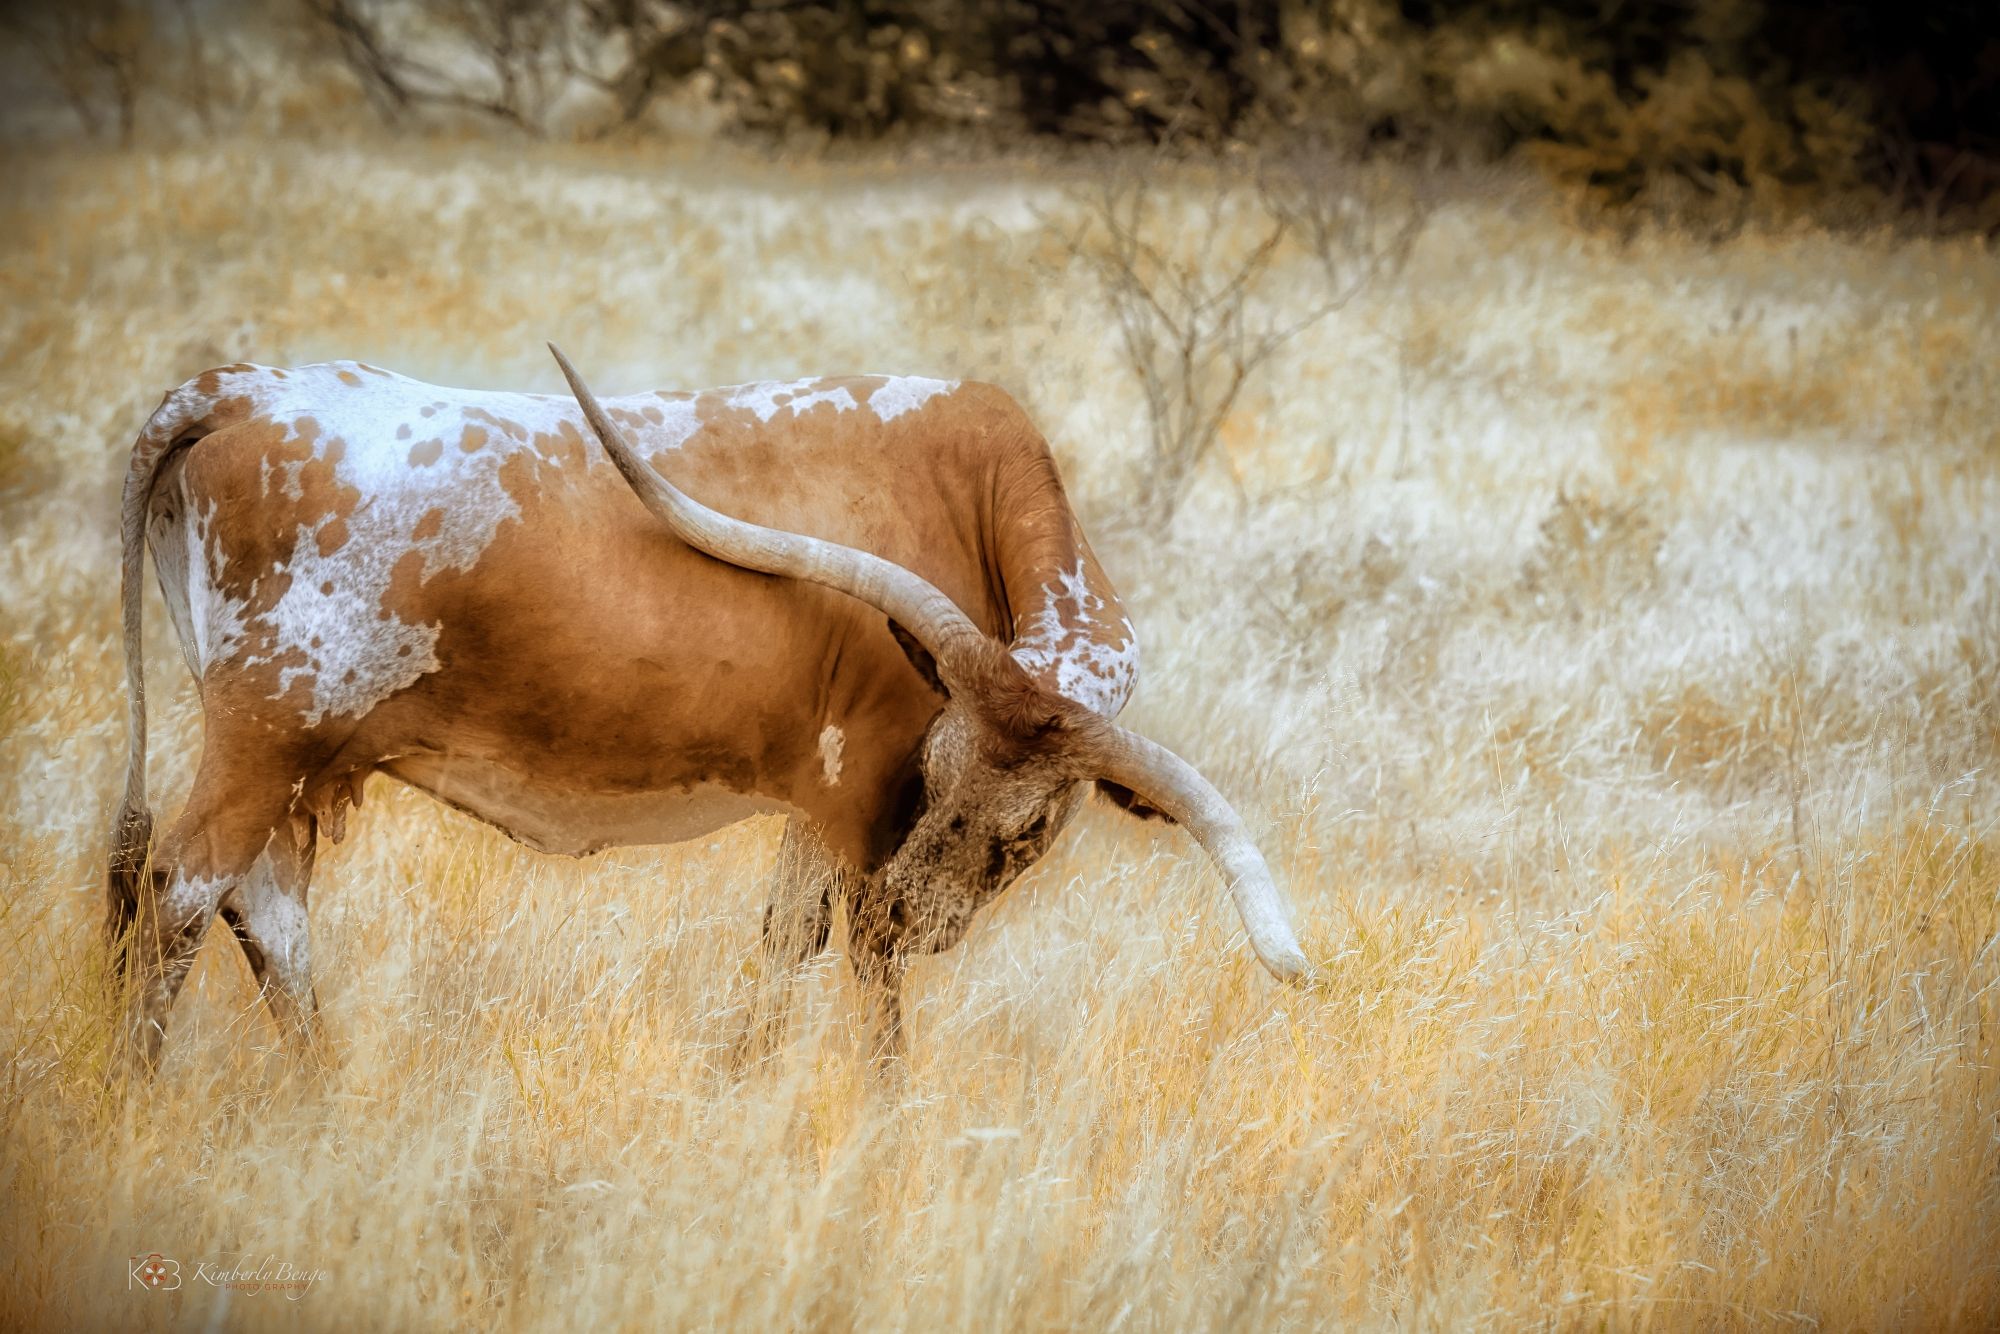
1087, 725, 1311, 982
551, 344, 993, 686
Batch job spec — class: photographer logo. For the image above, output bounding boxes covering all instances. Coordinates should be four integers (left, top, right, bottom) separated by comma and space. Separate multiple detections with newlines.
126, 1250, 327, 1299
129, 1254, 180, 1292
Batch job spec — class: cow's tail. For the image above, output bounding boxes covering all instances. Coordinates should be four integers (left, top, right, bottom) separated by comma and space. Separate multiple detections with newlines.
107, 388, 212, 969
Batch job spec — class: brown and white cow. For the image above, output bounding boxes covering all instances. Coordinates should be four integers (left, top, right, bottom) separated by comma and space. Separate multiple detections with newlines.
107, 348, 1309, 1073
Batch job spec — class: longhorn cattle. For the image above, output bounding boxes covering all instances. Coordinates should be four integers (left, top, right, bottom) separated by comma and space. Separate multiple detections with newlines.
107, 348, 1309, 1073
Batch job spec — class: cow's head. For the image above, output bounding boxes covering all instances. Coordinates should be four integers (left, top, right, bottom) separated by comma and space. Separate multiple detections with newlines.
865, 638, 1100, 954
554, 346, 1310, 981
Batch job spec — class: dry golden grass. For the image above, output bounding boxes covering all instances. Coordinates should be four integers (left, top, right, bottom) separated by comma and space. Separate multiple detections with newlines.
1, 132, 1997, 1330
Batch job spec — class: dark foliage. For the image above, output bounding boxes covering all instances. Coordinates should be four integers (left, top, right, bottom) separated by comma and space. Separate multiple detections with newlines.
7, 1, 1994, 224
301, 0, 1992, 222
1389, 1, 1999, 220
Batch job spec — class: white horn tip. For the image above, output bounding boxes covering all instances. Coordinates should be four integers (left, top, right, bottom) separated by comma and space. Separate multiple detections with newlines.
1262, 943, 1313, 984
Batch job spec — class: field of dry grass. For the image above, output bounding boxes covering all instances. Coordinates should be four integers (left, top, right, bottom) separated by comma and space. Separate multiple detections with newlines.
1, 130, 1997, 1329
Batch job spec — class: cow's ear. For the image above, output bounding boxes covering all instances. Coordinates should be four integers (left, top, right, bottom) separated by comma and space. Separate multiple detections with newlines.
1096, 780, 1175, 823
889, 618, 946, 696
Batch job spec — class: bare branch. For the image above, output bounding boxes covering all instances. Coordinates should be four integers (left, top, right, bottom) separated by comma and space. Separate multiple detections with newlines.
1053, 150, 1429, 523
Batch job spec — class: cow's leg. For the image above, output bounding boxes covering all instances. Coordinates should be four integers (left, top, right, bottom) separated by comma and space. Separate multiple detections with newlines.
850, 937, 907, 1068
121, 748, 302, 1079
730, 818, 843, 1068
218, 813, 325, 1065
734, 823, 907, 1074
842, 881, 908, 1069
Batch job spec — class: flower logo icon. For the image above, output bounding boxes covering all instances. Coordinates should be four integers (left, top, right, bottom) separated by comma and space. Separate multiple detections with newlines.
129, 1253, 181, 1291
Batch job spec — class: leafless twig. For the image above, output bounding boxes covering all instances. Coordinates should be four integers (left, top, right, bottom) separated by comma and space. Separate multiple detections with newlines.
1055, 149, 1426, 522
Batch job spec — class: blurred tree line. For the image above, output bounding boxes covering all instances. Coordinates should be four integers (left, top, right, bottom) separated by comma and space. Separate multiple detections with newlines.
6, 0, 1997, 228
